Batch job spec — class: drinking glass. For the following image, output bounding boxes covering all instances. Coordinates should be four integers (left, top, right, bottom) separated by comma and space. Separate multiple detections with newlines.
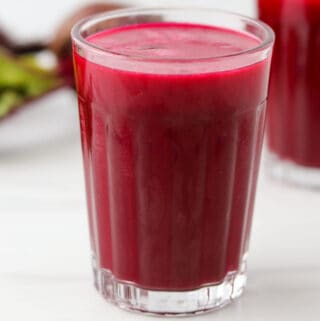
258, 0, 320, 188
71, 7, 274, 315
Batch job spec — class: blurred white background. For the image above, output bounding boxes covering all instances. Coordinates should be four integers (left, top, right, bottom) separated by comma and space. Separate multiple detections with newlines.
0, 0, 255, 41
0, 1, 320, 321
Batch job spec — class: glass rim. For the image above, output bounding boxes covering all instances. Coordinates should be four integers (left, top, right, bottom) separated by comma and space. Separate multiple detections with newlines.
71, 7, 275, 63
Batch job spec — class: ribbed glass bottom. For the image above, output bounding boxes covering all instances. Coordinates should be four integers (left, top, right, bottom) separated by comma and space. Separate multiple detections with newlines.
92, 260, 247, 316
266, 151, 320, 189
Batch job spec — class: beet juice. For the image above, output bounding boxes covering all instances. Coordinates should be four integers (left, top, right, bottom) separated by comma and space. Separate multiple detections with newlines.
72, 8, 274, 315
258, 0, 320, 187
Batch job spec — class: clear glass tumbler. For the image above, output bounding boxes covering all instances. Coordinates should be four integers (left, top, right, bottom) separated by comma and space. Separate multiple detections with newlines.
71, 8, 274, 316
258, 0, 320, 188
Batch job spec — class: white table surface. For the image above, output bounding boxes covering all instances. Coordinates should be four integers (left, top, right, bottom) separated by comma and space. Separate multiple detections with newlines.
1, 1, 320, 320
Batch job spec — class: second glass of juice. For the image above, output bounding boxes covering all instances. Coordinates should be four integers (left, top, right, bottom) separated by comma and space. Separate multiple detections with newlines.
72, 8, 274, 316
258, 0, 320, 187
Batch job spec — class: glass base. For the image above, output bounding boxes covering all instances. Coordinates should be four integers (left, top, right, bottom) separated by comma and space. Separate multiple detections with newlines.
266, 152, 320, 189
93, 261, 247, 316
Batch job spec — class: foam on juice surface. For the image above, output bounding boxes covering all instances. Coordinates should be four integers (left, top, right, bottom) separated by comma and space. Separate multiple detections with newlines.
86, 23, 261, 74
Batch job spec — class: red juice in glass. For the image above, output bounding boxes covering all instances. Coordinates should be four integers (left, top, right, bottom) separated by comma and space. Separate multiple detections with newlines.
72, 8, 274, 315
258, 0, 320, 187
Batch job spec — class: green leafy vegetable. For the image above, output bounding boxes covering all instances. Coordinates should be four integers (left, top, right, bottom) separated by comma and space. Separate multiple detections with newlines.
0, 50, 59, 118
